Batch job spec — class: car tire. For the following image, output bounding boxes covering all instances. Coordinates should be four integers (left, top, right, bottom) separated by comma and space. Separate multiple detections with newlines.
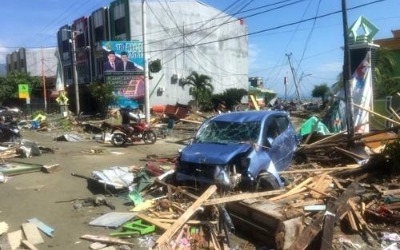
256, 172, 280, 191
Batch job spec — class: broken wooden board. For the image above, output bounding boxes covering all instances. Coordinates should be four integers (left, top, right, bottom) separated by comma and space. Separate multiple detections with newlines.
80, 234, 134, 245
21, 223, 44, 245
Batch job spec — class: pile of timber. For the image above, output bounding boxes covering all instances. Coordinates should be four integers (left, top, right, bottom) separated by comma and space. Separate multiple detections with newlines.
296, 127, 400, 165
135, 181, 234, 250
130, 159, 400, 250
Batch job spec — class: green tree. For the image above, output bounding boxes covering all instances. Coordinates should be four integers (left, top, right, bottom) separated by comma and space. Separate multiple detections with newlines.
182, 71, 213, 111
88, 81, 116, 118
374, 48, 400, 98
312, 84, 330, 102
0, 71, 40, 104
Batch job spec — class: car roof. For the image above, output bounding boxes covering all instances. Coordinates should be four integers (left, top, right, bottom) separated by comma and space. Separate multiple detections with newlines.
209, 110, 288, 123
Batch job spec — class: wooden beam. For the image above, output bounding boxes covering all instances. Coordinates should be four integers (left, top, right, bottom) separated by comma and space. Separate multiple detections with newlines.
203, 190, 284, 206
353, 103, 400, 126
152, 218, 218, 225
279, 164, 360, 174
153, 185, 217, 248
269, 177, 313, 201
320, 182, 361, 250
135, 213, 170, 231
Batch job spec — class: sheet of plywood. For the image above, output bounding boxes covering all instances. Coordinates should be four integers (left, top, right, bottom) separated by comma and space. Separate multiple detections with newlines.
89, 212, 135, 228
7, 230, 23, 250
21, 223, 44, 245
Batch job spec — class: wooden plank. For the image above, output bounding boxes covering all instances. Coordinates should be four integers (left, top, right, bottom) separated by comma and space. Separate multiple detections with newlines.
353, 103, 400, 126
7, 230, 22, 250
41, 163, 61, 173
135, 213, 170, 231
269, 177, 313, 201
154, 185, 217, 248
21, 223, 44, 245
80, 234, 134, 245
153, 218, 218, 225
21, 240, 39, 250
332, 178, 345, 191
309, 174, 331, 199
319, 183, 361, 250
154, 178, 199, 200
203, 189, 284, 206
347, 211, 359, 232
306, 185, 333, 199
279, 164, 360, 174
382, 188, 400, 196
348, 199, 377, 239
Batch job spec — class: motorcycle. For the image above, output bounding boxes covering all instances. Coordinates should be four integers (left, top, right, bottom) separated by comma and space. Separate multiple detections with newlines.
0, 121, 22, 143
102, 120, 157, 147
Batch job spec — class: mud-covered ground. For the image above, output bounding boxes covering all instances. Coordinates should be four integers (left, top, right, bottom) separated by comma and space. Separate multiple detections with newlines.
0, 118, 256, 250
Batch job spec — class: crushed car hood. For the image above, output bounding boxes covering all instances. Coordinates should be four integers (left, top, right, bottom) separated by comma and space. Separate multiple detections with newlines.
180, 143, 252, 165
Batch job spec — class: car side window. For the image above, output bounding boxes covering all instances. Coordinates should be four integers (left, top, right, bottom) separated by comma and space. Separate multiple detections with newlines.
276, 116, 289, 134
264, 118, 280, 146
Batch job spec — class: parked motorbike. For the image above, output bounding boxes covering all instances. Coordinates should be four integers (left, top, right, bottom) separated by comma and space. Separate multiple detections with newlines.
102, 120, 157, 146
0, 120, 22, 143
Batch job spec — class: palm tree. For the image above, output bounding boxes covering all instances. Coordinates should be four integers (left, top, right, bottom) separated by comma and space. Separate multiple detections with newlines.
373, 48, 399, 98
183, 71, 213, 110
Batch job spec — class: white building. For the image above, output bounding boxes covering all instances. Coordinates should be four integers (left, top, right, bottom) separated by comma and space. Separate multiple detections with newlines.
6, 47, 57, 77
124, 0, 249, 105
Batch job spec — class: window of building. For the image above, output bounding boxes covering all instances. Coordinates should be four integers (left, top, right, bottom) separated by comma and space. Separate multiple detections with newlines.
115, 17, 126, 36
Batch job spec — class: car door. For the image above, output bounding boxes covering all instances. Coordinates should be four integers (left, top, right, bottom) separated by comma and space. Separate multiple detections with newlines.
264, 115, 296, 171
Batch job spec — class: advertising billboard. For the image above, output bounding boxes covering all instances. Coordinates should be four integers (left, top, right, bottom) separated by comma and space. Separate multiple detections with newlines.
101, 40, 144, 70
101, 41, 146, 103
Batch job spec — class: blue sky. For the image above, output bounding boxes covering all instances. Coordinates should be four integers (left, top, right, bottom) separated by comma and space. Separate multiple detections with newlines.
0, 0, 399, 98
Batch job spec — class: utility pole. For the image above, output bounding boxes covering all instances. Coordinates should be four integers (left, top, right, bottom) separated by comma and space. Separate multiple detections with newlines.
284, 76, 287, 101
142, 0, 150, 123
71, 30, 80, 116
41, 47, 47, 112
286, 53, 301, 103
341, 0, 354, 144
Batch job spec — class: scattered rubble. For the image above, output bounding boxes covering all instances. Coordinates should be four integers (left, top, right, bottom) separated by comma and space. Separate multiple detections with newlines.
1, 106, 400, 249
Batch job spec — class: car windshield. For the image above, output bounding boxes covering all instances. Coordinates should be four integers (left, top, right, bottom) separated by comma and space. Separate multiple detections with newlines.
195, 120, 261, 144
